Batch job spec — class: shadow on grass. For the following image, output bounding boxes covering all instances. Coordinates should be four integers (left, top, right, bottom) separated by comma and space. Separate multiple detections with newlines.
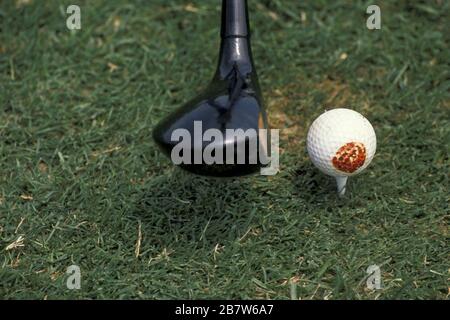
132, 169, 259, 247
288, 162, 358, 211
291, 162, 335, 195
291, 161, 386, 215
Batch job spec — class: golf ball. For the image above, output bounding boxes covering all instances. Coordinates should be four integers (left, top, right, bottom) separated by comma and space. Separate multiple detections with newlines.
307, 108, 376, 177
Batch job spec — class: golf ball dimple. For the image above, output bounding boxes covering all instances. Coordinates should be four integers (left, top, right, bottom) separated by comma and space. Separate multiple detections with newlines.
307, 108, 376, 177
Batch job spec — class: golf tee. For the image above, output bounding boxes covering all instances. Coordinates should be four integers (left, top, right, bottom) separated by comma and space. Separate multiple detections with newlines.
335, 176, 348, 197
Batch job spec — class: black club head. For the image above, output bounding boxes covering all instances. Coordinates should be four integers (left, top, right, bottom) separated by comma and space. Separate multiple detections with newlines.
153, 0, 269, 177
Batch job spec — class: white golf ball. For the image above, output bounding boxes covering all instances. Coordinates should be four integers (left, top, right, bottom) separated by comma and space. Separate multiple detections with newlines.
307, 108, 376, 177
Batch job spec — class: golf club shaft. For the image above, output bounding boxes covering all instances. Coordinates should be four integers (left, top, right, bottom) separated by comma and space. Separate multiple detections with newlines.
221, 0, 249, 38
217, 0, 254, 78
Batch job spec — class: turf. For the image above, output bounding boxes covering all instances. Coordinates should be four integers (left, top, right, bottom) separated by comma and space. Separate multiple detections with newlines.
0, 0, 448, 299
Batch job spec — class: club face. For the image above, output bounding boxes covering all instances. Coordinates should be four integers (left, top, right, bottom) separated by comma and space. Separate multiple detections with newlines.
153, 75, 269, 177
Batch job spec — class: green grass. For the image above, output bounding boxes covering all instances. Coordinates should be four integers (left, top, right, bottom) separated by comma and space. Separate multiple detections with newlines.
0, 0, 448, 299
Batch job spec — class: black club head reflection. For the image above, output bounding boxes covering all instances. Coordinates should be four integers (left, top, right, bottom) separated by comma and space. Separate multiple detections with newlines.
153, 0, 269, 177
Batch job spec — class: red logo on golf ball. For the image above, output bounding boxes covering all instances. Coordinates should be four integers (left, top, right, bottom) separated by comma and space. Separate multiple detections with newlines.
332, 142, 366, 173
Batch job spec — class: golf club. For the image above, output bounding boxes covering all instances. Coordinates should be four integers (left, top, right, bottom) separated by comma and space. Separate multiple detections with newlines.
153, 0, 269, 177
